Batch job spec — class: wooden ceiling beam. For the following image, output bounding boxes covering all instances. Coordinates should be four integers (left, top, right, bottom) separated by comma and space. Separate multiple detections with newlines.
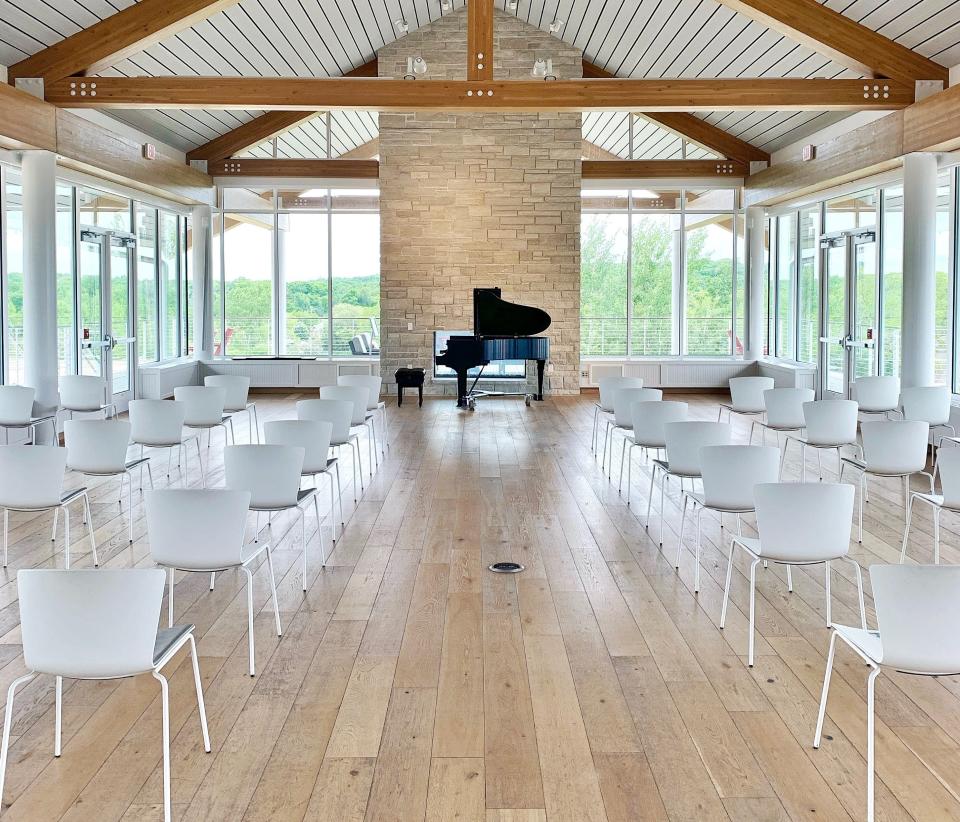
45, 76, 914, 112
713, 0, 948, 83
583, 159, 747, 179
467, 0, 494, 82
8, 0, 241, 84
209, 158, 380, 178
582, 60, 770, 163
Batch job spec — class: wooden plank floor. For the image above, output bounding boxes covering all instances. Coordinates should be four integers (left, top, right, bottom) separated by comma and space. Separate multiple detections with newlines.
2, 392, 960, 821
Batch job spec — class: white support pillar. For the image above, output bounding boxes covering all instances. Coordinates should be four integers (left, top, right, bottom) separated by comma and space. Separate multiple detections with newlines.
745, 205, 766, 361
192, 205, 214, 362
21, 151, 58, 414
901, 152, 938, 388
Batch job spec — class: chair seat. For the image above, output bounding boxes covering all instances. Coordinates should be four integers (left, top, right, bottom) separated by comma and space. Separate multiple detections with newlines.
154, 624, 194, 666
0, 414, 56, 427
225, 402, 255, 413
685, 491, 754, 514
911, 491, 960, 512
720, 403, 764, 415
250, 486, 317, 513
840, 455, 916, 477
652, 458, 697, 479
763, 422, 803, 432
791, 435, 852, 448
62, 404, 112, 413
834, 625, 883, 665
303, 457, 338, 476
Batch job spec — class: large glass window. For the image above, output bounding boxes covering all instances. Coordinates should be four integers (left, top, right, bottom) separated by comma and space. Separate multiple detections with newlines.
223, 214, 274, 356
331, 211, 379, 357
136, 206, 159, 364
4, 171, 24, 384
797, 206, 819, 364
56, 185, 76, 376
684, 214, 734, 356
581, 211, 628, 356
280, 213, 329, 356
160, 211, 181, 359
935, 175, 951, 385
775, 214, 796, 360
881, 186, 903, 377
79, 188, 131, 233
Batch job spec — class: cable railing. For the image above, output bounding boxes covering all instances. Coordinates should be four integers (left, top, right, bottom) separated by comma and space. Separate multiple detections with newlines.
221, 316, 380, 357
581, 317, 734, 357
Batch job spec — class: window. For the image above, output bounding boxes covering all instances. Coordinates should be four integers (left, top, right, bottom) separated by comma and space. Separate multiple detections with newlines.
181, 218, 191, 356
4, 170, 24, 384
56, 185, 76, 376
797, 206, 819, 364
825, 190, 876, 233
280, 212, 329, 356
881, 186, 903, 377
632, 213, 679, 356
136, 206, 159, 364
160, 211, 181, 359
222, 213, 274, 356
684, 213, 734, 356
331, 208, 379, 357
935, 175, 951, 385
735, 214, 746, 356
775, 214, 796, 360
581, 211, 628, 356
79, 188, 131, 233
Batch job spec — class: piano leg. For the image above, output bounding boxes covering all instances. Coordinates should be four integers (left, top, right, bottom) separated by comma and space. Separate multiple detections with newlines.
455, 368, 470, 409
535, 360, 546, 401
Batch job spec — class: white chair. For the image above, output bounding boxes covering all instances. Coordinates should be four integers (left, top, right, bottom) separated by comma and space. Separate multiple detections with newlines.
611, 387, 662, 481
0, 446, 97, 568
900, 446, 960, 565
339, 374, 388, 457
900, 386, 956, 479
147, 488, 281, 677
720, 482, 866, 667
595, 376, 644, 463
319, 385, 372, 485
224, 444, 324, 592
621, 400, 688, 505
0, 568, 210, 822
298, 398, 357, 506
678, 445, 780, 592
840, 420, 932, 543
205, 375, 259, 443
785, 400, 860, 481
814, 564, 960, 822
648, 421, 731, 546
0, 385, 56, 445
759, 387, 814, 473
718, 376, 774, 440
174, 385, 234, 448
264, 419, 342, 542
63, 419, 152, 544
129, 399, 204, 488
58, 375, 116, 427
852, 375, 900, 418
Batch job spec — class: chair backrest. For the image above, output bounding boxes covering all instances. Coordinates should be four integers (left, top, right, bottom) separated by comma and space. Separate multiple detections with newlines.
613, 387, 661, 426
0, 445, 67, 509
264, 419, 332, 474
224, 444, 305, 509
871, 564, 960, 674
18, 568, 165, 678
174, 385, 226, 427
852, 375, 900, 412
338, 375, 382, 411
728, 376, 775, 413
597, 376, 644, 412
700, 446, 780, 511
802, 400, 859, 446
297, 399, 352, 445
663, 421, 731, 477
763, 387, 815, 429
146, 489, 250, 570
64, 419, 132, 474
860, 420, 929, 475
631, 401, 688, 449
58, 375, 107, 412
938, 448, 960, 510
900, 385, 951, 427
754, 482, 854, 562
319, 385, 368, 426
0, 385, 35, 425
204, 375, 251, 412
128, 400, 186, 446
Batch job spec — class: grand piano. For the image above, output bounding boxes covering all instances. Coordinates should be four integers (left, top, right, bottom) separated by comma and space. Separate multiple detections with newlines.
435, 288, 551, 409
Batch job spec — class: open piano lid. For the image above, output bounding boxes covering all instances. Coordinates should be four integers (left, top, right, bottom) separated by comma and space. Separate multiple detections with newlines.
473, 287, 551, 337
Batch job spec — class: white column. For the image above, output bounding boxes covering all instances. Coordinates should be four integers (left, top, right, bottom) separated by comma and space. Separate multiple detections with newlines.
21, 151, 58, 414
745, 205, 766, 361
192, 205, 214, 361
900, 152, 938, 388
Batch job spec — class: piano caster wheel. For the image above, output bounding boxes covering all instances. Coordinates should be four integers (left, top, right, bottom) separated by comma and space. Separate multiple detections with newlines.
468, 399, 476, 411
525, 394, 532, 407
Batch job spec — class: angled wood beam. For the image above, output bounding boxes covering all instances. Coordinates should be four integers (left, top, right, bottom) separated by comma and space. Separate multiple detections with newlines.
468, 0, 494, 81
582, 60, 770, 163
340, 137, 380, 159
209, 158, 379, 178
344, 58, 379, 78
581, 139, 622, 161
8, 0, 241, 84
45, 76, 914, 112
713, 0, 948, 83
186, 112, 316, 163
583, 159, 747, 179
0, 82, 57, 151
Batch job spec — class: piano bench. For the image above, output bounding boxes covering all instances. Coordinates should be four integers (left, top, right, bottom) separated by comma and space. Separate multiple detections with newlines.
395, 368, 425, 407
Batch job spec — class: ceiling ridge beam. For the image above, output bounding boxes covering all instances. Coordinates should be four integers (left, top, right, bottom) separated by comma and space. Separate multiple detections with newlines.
713, 0, 948, 84
468, 0, 494, 81
582, 60, 770, 164
9, 0, 242, 84
583, 159, 747, 179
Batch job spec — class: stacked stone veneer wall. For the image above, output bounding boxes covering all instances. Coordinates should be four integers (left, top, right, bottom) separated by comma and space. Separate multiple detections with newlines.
378, 9, 582, 396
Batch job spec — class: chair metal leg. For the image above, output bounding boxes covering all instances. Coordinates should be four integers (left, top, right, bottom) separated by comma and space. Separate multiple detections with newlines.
801, 442, 806, 482
824, 560, 832, 627
328, 473, 338, 543
779, 437, 789, 479
265, 546, 283, 632
719, 540, 735, 628
52, 507, 58, 541
591, 406, 598, 453
934, 507, 942, 564
3, 508, 8, 567
858, 472, 865, 543
195, 438, 205, 488
335, 462, 344, 526
813, 630, 838, 748
899, 495, 915, 563
866, 667, 881, 822
243, 566, 256, 677
844, 557, 867, 629
659, 471, 666, 546
186, 634, 211, 753
816, 449, 823, 480
63, 506, 71, 569
694, 506, 703, 593
786, 565, 793, 592
313, 493, 326, 567
646, 465, 657, 529
82, 493, 98, 566
251, 405, 260, 444
168, 567, 176, 627
748, 557, 760, 666
151, 670, 172, 822
0, 672, 37, 806
209, 572, 216, 591
626, 443, 634, 505
618, 437, 627, 492
676, 495, 689, 570
54, 676, 62, 757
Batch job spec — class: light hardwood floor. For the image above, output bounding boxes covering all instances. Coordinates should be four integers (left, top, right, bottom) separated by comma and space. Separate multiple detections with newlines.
1, 392, 959, 821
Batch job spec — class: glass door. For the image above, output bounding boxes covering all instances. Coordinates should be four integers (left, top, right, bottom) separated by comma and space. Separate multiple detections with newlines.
818, 229, 878, 398
78, 228, 137, 406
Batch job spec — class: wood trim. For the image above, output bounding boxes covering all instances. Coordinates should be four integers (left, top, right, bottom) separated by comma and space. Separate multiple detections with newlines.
581, 139, 622, 161
581, 60, 770, 164
45, 76, 915, 112
186, 112, 316, 163
714, 0, 948, 83
467, 0, 494, 82
903, 82, 960, 154
8, 0, 241, 84
583, 160, 747, 179
345, 58, 379, 78
209, 158, 380, 178
339, 137, 380, 159
0, 83, 57, 151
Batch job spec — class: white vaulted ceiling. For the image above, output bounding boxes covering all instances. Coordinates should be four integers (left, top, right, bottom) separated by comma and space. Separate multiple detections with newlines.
1, 0, 957, 158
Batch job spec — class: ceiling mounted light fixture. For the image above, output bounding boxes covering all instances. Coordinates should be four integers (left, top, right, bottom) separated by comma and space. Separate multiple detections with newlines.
549, 18, 564, 33
404, 56, 428, 79
395, 18, 409, 33
532, 57, 556, 81
507, 0, 518, 9
440, 0, 453, 9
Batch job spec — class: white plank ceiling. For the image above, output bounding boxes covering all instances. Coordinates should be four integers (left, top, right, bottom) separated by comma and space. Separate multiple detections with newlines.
1, 0, 957, 158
